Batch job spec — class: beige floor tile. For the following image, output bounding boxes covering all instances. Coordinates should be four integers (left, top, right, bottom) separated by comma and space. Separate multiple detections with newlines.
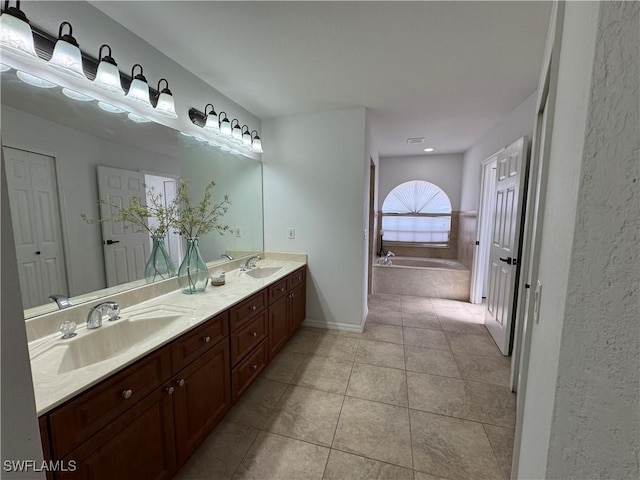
333, 397, 413, 469
265, 385, 344, 447
403, 327, 450, 350
367, 310, 403, 326
407, 371, 479, 421
410, 410, 504, 480
455, 353, 511, 387
356, 339, 405, 370
466, 381, 517, 428
361, 323, 404, 344
323, 449, 414, 480
402, 301, 435, 315
233, 432, 329, 480
402, 312, 442, 330
262, 350, 307, 383
369, 294, 403, 305
347, 363, 408, 407
225, 378, 288, 429
413, 472, 448, 480
438, 315, 489, 336
174, 420, 259, 480
310, 335, 360, 361
446, 331, 502, 357
433, 306, 474, 321
483, 424, 515, 479
404, 345, 461, 378
283, 329, 322, 354
292, 355, 354, 394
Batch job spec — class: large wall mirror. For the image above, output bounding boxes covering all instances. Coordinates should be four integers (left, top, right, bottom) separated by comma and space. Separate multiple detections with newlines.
1, 71, 264, 319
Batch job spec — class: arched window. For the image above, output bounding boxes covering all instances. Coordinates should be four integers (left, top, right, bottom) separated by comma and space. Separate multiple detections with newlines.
381, 180, 452, 245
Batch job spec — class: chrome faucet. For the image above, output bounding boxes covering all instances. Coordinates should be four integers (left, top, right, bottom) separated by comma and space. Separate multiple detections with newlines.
86, 301, 120, 329
48, 294, 72, 309
381, 251, 395, 265
221, 254, 234, 261
242, 255, 261, 270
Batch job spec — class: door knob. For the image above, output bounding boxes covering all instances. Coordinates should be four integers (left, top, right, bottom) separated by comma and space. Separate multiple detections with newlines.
104, 239, 121, 245
499, 257, 513, 265
35, 251, 41, 255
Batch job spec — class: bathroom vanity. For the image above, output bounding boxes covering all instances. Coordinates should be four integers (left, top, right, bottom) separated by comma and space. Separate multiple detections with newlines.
32, 260, 306, 479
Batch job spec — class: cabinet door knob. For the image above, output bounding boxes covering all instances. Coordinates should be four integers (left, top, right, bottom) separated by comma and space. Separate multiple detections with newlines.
251, 305, 257, 311
280, 287, 285, 292
251, 364, 258, 371
291, 293, 295, 298
203, 336, 211, 343
252, 331, 258, 338
177, 379, 185, 387
166, 386, 175, 395
122, 389, 133, 399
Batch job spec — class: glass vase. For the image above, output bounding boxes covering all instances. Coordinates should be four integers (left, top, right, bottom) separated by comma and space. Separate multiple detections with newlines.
177, 237, 208, 294
145, 236, 177, 283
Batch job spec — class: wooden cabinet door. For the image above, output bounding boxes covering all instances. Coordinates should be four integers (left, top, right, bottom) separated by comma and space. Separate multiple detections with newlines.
269, 296, 289, 359
289, 284, 306, 334
58, 384, 176, 480
173, 339, 231, 467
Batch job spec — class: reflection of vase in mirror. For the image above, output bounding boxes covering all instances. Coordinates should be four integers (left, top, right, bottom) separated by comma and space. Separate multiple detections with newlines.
177, 237, 208, 294
145, 236, 177, 284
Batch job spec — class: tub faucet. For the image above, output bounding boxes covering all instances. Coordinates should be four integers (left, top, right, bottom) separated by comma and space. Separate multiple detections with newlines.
86, 301, 120, 330
48, 294, 72, 309
221, 254, 234, 261
382, 251, 395, 265
242, 255, 261, 270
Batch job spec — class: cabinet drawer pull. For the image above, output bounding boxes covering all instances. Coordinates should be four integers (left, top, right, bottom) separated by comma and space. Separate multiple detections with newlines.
252, 331, 258, 338
291, 293, 295, 298
177, 379, 185, 387
166, 386, 175, 395
121, 389, 133, 399
203, 336, 211, 343
251, 364, 258, 371
280, 287, 285, 292
251, 305, 257, 311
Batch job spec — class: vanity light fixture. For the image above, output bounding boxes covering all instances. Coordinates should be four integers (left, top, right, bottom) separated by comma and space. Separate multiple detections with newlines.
241, 125, 251, 146
93, 44, 124, 94
128, 112, 151, 123
251, 131, 263, 153
125, 63, 152, 108
62, 87, 93, 102
47, 22, 86, 79
0, 1, 39, 60
16, 70, 56, 88
231, 119, 242, 142
203, 104, 219, 133
219, 111, 232, 137
153, 78, 178, 118
98, 101, 125, 114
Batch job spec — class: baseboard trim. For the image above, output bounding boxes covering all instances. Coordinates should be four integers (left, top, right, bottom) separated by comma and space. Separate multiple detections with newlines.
301, 318, 364, 334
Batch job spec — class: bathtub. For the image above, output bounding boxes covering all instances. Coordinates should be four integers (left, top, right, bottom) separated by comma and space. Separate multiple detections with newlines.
372, 256, 470, 300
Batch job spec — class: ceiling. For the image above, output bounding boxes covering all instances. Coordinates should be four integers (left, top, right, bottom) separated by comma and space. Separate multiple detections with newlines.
91, 1, 551, 157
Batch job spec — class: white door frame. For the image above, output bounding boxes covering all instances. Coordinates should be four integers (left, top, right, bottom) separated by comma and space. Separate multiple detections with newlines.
511, 1, 564, 476
470, 154, 498, 304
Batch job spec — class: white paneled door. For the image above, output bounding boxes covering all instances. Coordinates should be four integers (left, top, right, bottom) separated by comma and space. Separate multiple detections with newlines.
4, 147, 68, 309
97, 166, 149, 287
485, 137, 529, 355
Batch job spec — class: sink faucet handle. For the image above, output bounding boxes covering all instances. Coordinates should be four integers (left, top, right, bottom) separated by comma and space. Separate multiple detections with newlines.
105, 302, 120, 321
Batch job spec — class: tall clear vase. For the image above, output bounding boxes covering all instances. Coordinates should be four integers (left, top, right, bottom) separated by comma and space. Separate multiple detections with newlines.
145, 235, 177, 283
177, 237, 209, 294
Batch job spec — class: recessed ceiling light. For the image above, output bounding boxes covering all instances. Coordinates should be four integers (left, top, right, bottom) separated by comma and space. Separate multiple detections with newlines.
423, 147, 435, 152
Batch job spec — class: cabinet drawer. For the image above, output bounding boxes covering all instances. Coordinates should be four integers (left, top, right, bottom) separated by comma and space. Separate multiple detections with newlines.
49, 346, 171, 458
230, 310, 268, 366
288, 267, 306, 290
230, 290, 267, 331
268, 278, 288, 305
172, 312, 228, 372
232, 339, 269, 401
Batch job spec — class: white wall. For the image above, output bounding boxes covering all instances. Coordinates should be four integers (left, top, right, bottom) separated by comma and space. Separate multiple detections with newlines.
460, 92, 536, 211
516, 2, 600, 477
378, 153, 463, 210
263, 107, 367, 330
545, 2, 639, 478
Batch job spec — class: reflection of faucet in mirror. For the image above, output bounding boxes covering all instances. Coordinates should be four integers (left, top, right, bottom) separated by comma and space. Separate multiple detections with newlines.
221, 254, 234, 261
242, 255, 261, 271
48, 294, 72, 309
86, 301, 120, 330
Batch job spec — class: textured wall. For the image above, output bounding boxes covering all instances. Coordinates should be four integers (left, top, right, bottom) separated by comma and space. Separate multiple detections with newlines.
545, 2, 640, 479
457, 212, 477, 270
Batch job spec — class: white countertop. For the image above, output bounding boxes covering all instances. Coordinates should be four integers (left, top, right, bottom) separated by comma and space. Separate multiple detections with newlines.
29, 258, 306, 416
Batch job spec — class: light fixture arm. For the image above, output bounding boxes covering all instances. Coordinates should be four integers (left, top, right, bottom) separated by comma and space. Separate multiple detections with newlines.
57, 21, 78, 46
157, 78, 171, 94
204, 103, 216, 116
98, 44, 117, 65
2, 1, 28, 22
131, 63, 146, 82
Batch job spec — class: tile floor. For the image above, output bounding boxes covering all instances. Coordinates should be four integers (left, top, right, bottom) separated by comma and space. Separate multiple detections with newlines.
175, 295, 516, 480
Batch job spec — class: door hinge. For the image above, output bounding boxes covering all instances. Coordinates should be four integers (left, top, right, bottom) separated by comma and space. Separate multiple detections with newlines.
475, 241, 480, 246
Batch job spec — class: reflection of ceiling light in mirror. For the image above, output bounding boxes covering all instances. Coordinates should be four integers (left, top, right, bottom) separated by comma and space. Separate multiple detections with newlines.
220, 145, 232, 152
179, 131, 192, 137
1, 64, 11, 72
0, 4, 39, 60
127, 112, 151, 123
16, 71, 56, 88
48, 22, 86, 79
98, 101, 125, 114
62, 88, 93, 102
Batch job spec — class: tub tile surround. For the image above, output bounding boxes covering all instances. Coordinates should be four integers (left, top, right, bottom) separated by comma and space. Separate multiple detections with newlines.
27, 252, 306, 415
174, 294, 515, 480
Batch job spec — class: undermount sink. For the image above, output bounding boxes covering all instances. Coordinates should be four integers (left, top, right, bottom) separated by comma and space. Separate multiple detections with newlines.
245, 266, 283, 279
39, 306, 190, 374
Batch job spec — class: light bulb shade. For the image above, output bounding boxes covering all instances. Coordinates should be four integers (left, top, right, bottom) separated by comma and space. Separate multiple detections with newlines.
126, 77, 152, 107
204, 113, 219, 132
0, 9, 38, 60
48, 22, 85, 78
242, 133, 251, 146
155, 91, 178, 118
93, 60, 123, 94
252, 137, 263, 153
232, 126, 242, 140
220, 119, 231, 136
